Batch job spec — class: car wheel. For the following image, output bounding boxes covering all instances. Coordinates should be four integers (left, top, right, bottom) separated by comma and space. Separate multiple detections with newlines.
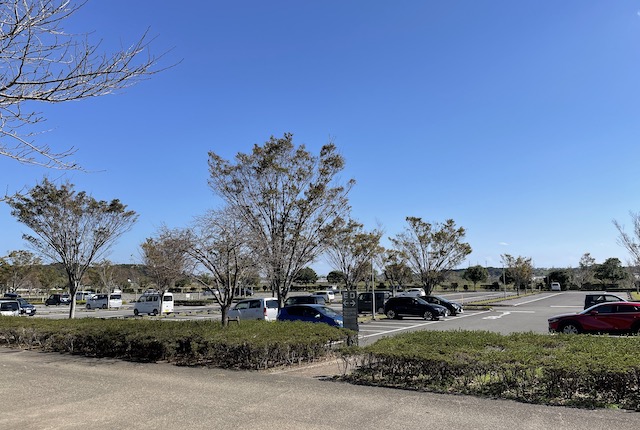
151, 309, 158, 316
134, 309, 139, 316
423, 310, 434, 320
86, 304, 91, 310
560, 322, 581, 334
102, 304, 107, 309
377, 306, 385, 314
386, 309, 398, 319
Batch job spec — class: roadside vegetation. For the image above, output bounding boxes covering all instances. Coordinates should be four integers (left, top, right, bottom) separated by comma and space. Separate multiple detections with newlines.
0, 318, 355, 369
341, 330, 640, 410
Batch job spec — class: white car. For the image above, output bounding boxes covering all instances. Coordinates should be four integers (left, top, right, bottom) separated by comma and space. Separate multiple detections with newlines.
0, 299, 20, 316
227, 298, 279, 321
397, 288, 426, 297
312, 290, 335, 303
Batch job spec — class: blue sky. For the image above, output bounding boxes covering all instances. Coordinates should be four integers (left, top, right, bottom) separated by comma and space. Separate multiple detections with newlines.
2, 1, 640, 274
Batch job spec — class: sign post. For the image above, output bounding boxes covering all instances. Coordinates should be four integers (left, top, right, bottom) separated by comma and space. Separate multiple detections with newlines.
342, 290, 359, 332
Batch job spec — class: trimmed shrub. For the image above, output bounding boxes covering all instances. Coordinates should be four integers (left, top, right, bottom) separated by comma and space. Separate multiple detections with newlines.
342, 330, 640, 410
0, 317, 356, 370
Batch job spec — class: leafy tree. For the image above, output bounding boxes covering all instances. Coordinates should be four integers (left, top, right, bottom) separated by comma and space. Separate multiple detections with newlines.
546, 269, 572, 290
324, 218, 383, 290
390, 217, 472, 295
6, 179, 137, 317
463, 265, 488, 291
383, 250, 414, 294
295, 267, 318, 285
574, 252, 596, 288
185, 209, 256, 325
208, 133, 354, 307
326, 270, 347, 285
501, 254, 533, 295
0, 0, 161, 169
141, 226, 191, 295
0, 250, 41, 294
593, 257, 628, 287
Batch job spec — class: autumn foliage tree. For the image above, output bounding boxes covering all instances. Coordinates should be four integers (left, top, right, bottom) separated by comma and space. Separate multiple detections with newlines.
208, 133, 354, 307
390, 217, 472, 295
6, 178, 137, 317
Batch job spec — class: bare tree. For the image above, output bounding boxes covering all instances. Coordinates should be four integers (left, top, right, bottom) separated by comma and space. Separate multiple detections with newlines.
614, 213, 640, 267
0, 0, 163, 169
390, 217, 472, 295
208, 133, 354, 307
5, 178, 137, 317
324, 217, 383, 290
186, 208, 256, 326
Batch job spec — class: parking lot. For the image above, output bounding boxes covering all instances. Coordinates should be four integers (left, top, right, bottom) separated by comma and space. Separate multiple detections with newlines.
25, 290, 616, 345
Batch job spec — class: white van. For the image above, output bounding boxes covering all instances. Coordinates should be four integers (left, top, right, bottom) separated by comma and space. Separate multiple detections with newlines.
133, 292, 174, 316
0, 299, 20, 316
227, 297, 279, 321
86, 293, 123, 309
550, 282, 561, 291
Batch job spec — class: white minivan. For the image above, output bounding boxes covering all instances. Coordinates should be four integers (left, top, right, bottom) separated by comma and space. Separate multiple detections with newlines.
227, 297, 279, 321
133, 292, 174, 316
86, 293, 123, 309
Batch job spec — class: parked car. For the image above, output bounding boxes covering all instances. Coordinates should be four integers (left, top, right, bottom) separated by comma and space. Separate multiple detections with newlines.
16, 298, 36, 316
277, 304, 344, 327
584, 293, 627, 309
422, 295, 464, 316
0, 300, 20, 316
312, 290, 335, 303
284, 295, 326, 306
384, 296, 447, 320
548, 301, 640, 334
3, 292, 19, 299
227, 297, 279, 321
357, 291, 391, 314
133, 291, 174, 316
45, 293, 71, 306
86, 293, 123, 309
550, 282, 561, 291
396, 288, 426, 297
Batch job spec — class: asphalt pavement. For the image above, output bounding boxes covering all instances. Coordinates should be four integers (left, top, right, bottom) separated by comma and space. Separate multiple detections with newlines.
1, 348, 638, 429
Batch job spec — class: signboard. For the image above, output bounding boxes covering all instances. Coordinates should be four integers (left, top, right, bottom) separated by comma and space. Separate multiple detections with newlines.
342, 290, 359, 331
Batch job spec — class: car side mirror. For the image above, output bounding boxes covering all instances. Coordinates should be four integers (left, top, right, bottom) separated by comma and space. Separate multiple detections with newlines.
589, 310, 599, 315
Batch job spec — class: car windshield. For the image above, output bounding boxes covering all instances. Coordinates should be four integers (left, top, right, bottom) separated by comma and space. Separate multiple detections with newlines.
319, 306, 340, 317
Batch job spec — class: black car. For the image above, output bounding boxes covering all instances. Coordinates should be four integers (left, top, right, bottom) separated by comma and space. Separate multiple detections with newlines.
384, 296, 446, 321
357, 291, 391, 314
584, 293, 627, 309
45, 293, 71, 306
16, 298, 36, 316
422, 295, 463, 316
284, 295, 326, 306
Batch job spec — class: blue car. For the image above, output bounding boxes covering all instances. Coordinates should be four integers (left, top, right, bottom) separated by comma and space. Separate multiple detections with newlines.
277, 304, 344, 327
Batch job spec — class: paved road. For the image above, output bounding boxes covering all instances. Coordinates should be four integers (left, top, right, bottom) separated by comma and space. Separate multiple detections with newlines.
1, 348, 638, 430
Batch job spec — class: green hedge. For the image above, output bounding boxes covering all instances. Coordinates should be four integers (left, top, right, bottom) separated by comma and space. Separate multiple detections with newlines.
0, 317, 356, 370
343, 330, 640, 410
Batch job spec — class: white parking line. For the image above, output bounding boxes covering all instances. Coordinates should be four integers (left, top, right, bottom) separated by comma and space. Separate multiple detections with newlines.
358, 310, 492, 339
512, 293, 563, 306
